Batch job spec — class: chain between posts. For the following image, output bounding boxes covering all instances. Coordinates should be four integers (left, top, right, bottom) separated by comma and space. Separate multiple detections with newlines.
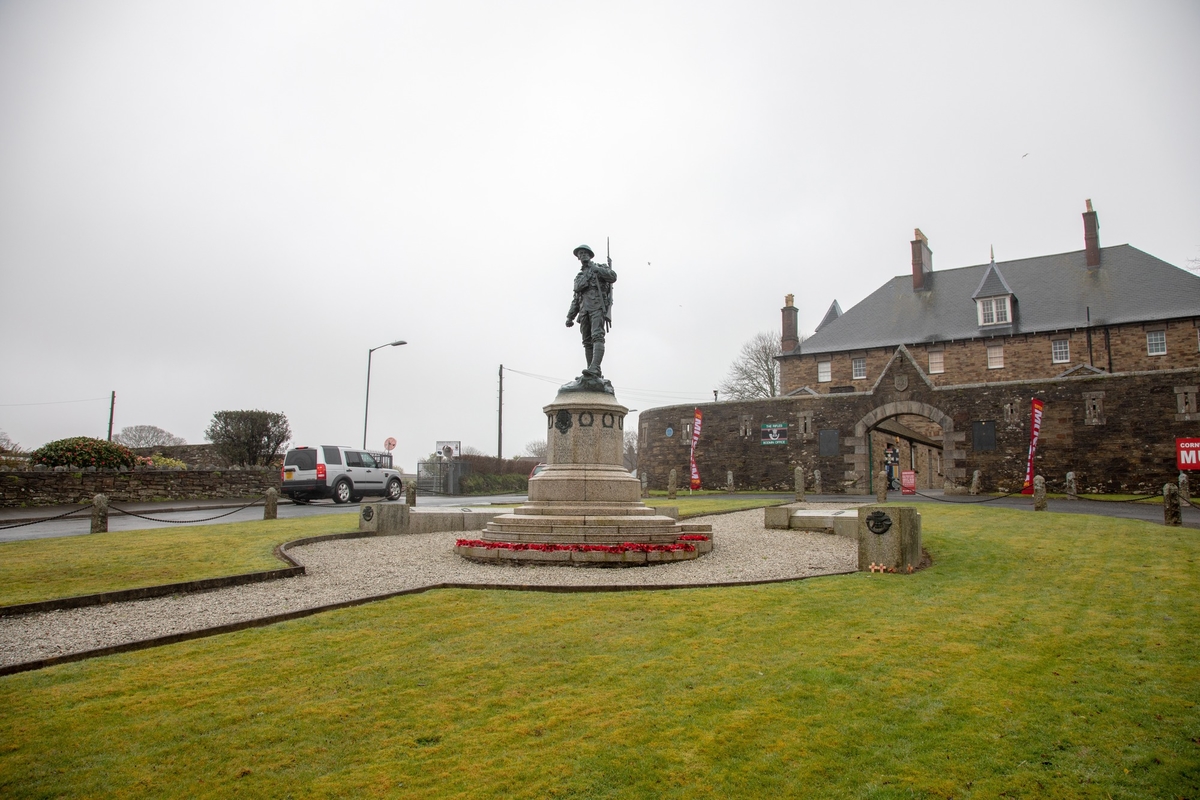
0, 495, 268, 530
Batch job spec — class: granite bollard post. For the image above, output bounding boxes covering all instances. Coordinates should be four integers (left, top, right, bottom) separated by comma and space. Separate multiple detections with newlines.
640, 473, 649, 498
795, 467, 805, 502
263, 487, 278, 520
90, 493, 108, 534
969, 470, 981, 496
668, 469, 677, 500
405, 480, 417, 506
1164, 483, 1182, 526
726, 470, 734, 493
876, 470, 888, 503
1178, 472, 1190, 503
813, 469, 822, 495
1033, 475, 1047, 511
1066, 471, 1078, 500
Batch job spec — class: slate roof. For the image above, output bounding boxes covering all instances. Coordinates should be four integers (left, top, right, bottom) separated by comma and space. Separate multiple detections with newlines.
788, 245, 1200, 357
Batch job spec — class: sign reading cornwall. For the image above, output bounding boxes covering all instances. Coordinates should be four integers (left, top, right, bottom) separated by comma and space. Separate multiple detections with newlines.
761, 422, 788, 445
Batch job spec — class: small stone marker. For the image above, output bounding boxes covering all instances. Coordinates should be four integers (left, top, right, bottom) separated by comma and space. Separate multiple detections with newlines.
876, 470, 888, 503
405, 481, 417, 506
795, 467, 805, 502
1178, 472, 1190, 503
726, 470, 734, 493
263, 487, 278, 520
1033, 475, 1047, 511
1164, 483, 1182, 526
640, 473, 649, 498
668, 469, 677, 500
360, 502, 409, 533
857, 505, 921, 572
812, 469, 822, 495
1065, 471, 1078, 500
90, 493, 108, 534
969, 470, 981, 496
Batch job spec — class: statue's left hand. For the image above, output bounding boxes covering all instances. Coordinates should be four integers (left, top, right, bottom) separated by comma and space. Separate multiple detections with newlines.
565, 319, 574, 328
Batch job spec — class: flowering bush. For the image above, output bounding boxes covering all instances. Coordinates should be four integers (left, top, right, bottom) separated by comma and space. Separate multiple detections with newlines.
455, 539, 696, 554
31, 437, 138, 471
677, 534, 710, 541
140, 454, 188, 470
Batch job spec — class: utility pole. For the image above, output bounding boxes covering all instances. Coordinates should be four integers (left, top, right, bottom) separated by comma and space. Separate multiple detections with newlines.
107, 391, 115, 441
497, 364, 504, 458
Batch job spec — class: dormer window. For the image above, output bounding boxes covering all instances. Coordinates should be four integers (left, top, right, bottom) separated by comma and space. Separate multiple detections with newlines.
977, 296, 1011, 326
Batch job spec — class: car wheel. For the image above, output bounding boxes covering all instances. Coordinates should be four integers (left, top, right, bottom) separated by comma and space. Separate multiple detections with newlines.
332, 480, 352, 504
385, 478, 402, 501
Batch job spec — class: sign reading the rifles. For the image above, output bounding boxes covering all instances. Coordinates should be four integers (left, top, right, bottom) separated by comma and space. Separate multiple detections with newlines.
761, 422, 788, 445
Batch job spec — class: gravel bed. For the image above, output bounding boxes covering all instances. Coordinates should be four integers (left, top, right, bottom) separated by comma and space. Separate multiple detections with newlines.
0, 507, 860, 669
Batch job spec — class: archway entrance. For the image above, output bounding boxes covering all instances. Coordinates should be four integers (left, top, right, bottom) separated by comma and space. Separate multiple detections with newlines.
851, 401, 962, 493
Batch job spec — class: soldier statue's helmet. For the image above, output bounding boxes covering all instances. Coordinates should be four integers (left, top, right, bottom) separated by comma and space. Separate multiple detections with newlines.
573, 244, 594, 259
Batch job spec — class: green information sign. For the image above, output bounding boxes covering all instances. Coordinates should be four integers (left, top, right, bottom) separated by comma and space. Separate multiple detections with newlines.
761, 422, 788, 445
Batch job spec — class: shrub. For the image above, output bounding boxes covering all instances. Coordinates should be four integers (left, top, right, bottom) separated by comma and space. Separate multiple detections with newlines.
140, 454, 188, 470
459, 472, 528, 495
31, 437, 138, 470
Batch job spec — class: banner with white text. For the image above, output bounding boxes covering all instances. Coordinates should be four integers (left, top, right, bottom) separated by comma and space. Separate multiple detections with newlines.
689, 408, 703, 490
1022, 398, 1045, 494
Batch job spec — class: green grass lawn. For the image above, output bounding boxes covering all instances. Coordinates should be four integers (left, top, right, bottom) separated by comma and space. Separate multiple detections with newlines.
1, 505, 1197, 797
0, 513, 359, 607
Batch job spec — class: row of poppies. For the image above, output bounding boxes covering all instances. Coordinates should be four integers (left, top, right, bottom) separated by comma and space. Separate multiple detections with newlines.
455, 539, 700, 554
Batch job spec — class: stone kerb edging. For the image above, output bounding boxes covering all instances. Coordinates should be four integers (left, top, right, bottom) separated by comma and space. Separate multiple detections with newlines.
0, 569, 859, 677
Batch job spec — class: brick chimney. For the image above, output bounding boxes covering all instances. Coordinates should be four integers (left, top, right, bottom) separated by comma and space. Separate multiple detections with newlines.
911, 228, 933, 290
1083, 199, 1100, 267
781, 293, 799, 353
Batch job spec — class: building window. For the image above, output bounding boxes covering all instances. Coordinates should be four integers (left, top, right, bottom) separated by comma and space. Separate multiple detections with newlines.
1176, 386, 1198, 420
977, 296, 1010, 326
1051, 339, 1070, 364
1083, 391, 1105, 425
987, 345, 1004, 369
851, 357, 866, 380
739, 415, 754, 438
928, 350, 944, 374
1147, 330, 1166, 356
797, 411, 814, 438
817, 361, 831, 382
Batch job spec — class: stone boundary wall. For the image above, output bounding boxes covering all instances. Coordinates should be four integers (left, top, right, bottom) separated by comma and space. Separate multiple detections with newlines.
640, 348, 1200, 495
0, 469, 282, 508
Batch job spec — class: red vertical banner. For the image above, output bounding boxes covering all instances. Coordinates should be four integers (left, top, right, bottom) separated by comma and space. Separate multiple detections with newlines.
689, 408, 703, 490
1022, 398, 1045, 494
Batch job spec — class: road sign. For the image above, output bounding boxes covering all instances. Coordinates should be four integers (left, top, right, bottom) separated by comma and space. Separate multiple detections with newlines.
384, 437, 396, 451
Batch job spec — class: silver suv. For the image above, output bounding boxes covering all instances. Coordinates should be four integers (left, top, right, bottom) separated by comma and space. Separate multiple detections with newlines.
281, 445, 404, 504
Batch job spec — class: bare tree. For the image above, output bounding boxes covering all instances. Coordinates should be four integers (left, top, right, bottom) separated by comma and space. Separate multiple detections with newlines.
115, 425, 186, 448
522, 439, 547, 461
623, 430, 638, 472
717, 331, 790, 400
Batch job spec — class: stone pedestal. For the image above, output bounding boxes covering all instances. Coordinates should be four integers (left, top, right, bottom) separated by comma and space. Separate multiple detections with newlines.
457, 390, 711, 566
857, 505, 921, 573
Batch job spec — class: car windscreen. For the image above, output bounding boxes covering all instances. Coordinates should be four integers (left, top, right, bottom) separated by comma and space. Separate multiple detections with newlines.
322, 446, 343, 465
285, 450, 317, 470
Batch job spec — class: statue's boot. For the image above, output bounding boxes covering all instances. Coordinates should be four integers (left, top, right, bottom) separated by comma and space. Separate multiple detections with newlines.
584, 345, 594, 371
584, 342, 605, 378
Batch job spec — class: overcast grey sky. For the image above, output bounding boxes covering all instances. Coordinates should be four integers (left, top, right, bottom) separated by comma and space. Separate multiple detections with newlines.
2, 0, 1198, 469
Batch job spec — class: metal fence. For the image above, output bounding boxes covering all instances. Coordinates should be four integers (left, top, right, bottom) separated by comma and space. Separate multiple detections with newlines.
417, 460, 465, 495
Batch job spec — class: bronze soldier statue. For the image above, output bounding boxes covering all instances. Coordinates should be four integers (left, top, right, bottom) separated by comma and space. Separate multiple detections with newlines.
565, 243, 616, 388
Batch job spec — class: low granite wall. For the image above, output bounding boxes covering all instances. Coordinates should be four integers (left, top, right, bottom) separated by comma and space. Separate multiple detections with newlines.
0, 469, 282, 508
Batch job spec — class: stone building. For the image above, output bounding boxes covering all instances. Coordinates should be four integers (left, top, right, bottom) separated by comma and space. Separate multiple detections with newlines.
640, 203, 1200, 494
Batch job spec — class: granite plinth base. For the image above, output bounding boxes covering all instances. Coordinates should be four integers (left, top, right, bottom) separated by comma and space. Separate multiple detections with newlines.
454, 387, 712, 566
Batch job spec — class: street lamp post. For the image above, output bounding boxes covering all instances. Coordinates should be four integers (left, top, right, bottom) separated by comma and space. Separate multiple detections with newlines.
363, 339, 407, 449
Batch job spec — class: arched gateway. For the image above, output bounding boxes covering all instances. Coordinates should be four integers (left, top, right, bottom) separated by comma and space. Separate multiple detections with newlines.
847, 401, 960, 493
